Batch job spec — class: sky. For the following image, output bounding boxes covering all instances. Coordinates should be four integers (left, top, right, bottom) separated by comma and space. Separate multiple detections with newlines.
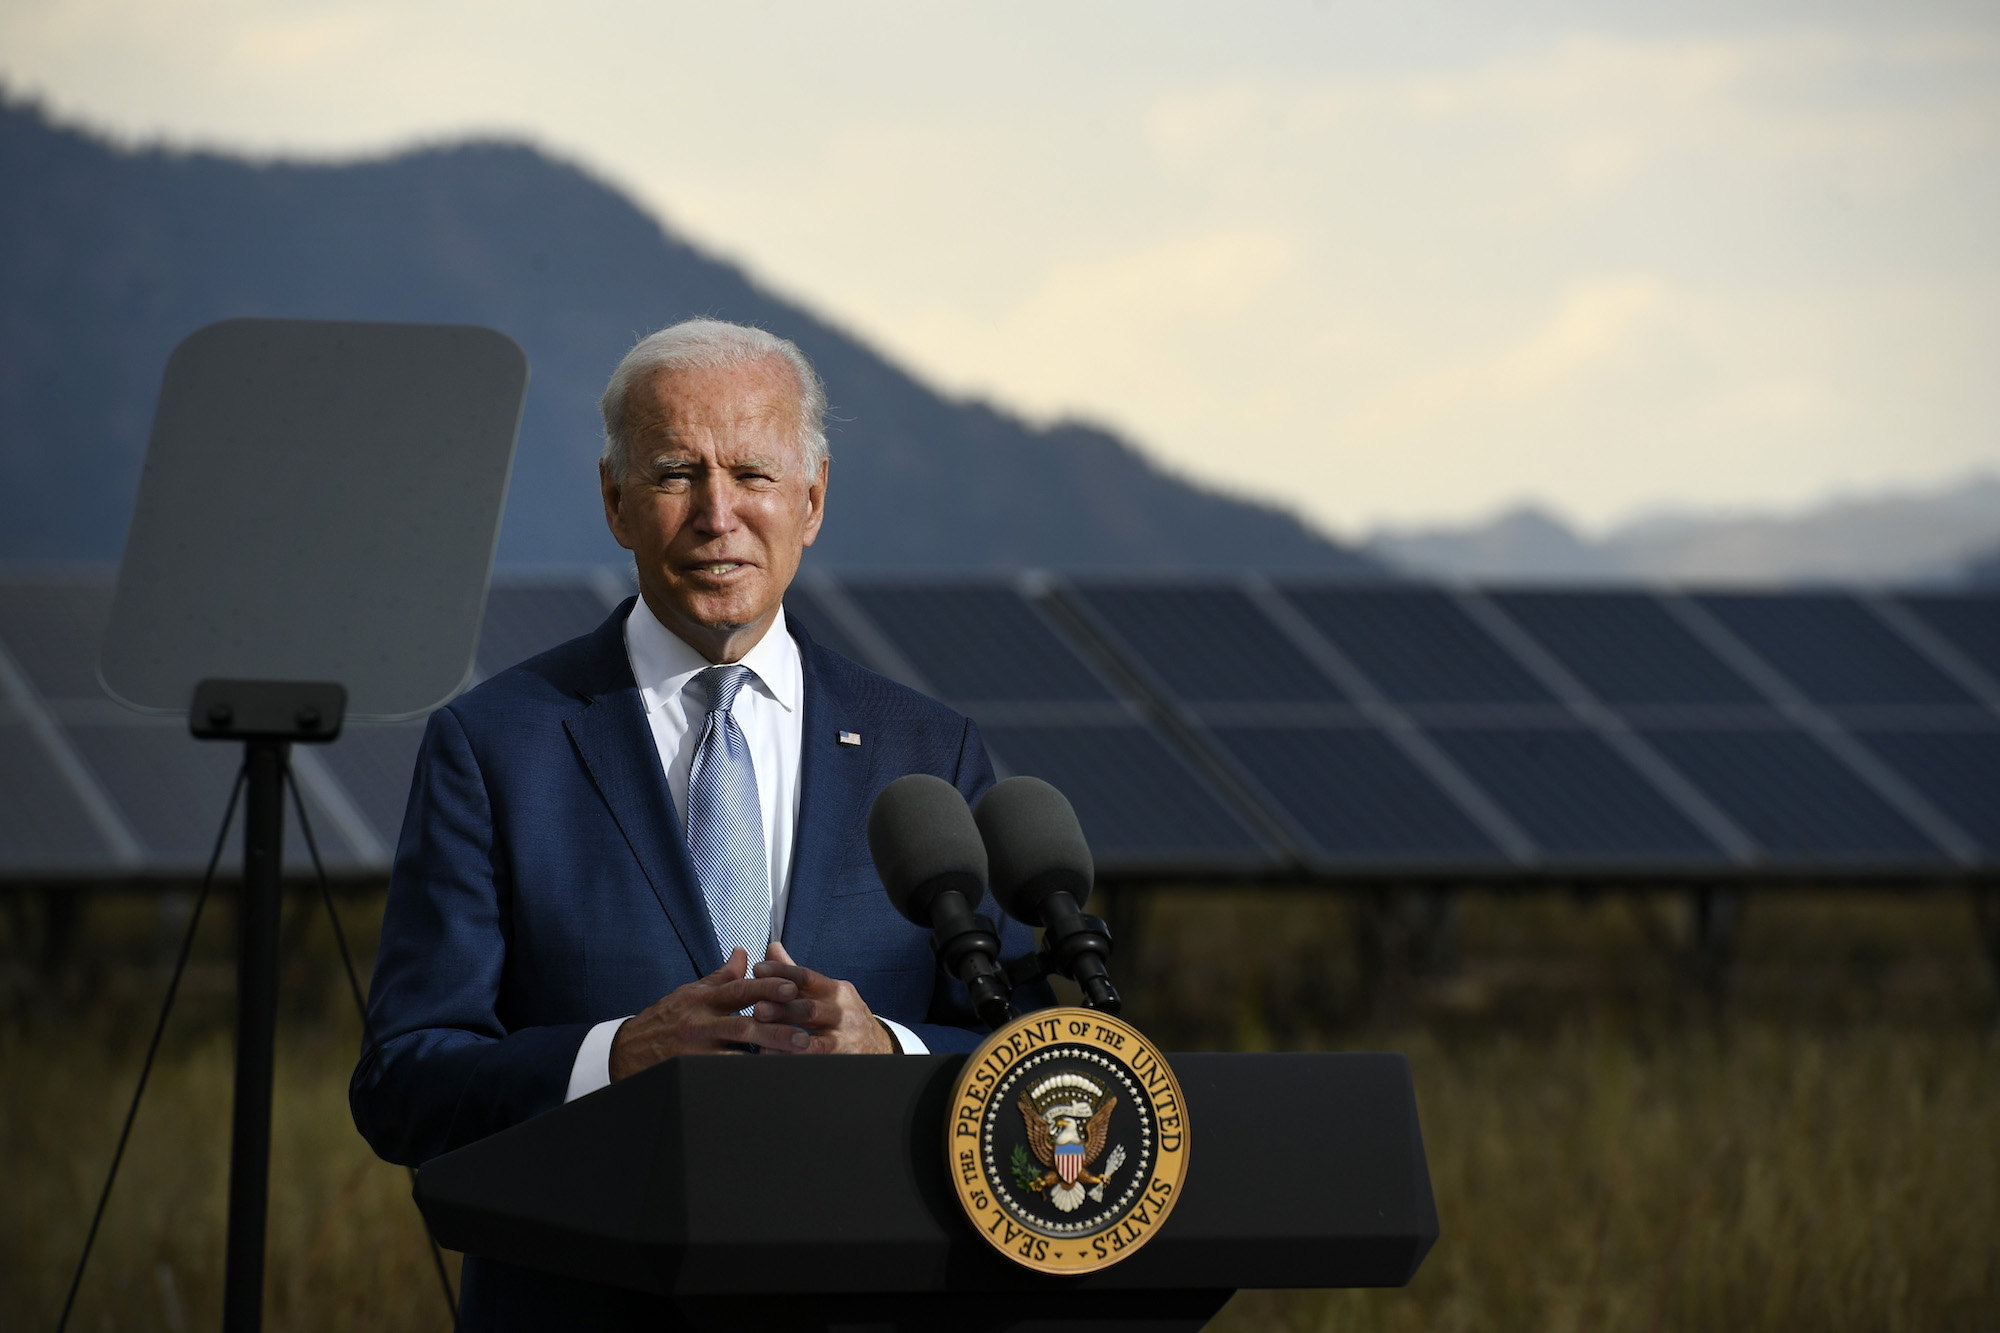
4, 0, 1998, 541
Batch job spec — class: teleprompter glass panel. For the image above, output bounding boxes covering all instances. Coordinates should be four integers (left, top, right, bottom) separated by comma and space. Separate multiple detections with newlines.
1071, 585, 1344, 704
981, 724, 1271, 866
1209, 726, 1497, 862
1283, 586, 1551, 703
1643, 729, 1942, 861
0, 581, 115, 700
0, 724, 114, 868
847, 584, 1115, 703
1696, 594, 1972, 707
1895, 594, 2000, 685
1430, 728, 1722, 862
477, 585, 616, 678
1853, 729, 2000, 855
101, 319, 526, 719
1492, 592, 1764, 706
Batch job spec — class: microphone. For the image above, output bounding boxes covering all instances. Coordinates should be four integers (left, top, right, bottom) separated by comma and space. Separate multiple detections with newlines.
868, 773, 1017, 1029
973, 776, 1121, 1013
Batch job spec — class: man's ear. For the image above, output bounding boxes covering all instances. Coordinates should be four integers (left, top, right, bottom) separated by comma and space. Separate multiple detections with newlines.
800, 458, 829, 548
601, 461, 636, 551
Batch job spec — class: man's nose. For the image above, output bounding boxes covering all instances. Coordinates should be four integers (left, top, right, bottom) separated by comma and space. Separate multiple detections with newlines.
689, 476, 739, 533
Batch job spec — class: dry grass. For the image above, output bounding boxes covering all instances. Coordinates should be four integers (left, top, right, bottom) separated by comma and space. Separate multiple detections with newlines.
2, 885, 1996, 1331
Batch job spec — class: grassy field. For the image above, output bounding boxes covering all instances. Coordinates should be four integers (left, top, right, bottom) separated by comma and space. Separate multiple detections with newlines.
3, 884, 1996, 1331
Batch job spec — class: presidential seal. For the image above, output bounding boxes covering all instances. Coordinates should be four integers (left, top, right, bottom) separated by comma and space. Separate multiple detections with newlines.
947, 1009, 1189, 1274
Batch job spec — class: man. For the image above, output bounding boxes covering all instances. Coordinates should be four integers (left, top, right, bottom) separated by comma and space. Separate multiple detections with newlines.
351, 319, 1043, 1328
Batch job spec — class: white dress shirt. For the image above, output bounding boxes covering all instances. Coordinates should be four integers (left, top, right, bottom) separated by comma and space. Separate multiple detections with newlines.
565, 597, 925, 1101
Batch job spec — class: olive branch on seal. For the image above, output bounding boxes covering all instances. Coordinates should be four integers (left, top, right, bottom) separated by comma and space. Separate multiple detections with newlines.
1010, 1143, 1045, 1193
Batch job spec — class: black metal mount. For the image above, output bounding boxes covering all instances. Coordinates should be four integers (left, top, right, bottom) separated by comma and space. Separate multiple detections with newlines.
188, 678, 347, 1333
190, 679, 348, 743
1003, 906, 1121, 1014
924, 890, 1015, 1029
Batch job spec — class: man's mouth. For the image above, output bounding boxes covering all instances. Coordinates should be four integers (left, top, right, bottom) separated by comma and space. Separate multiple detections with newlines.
687, 560, 748, 577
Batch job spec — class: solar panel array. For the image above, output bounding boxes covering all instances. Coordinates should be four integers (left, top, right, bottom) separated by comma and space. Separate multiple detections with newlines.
4, 569, 1999, 885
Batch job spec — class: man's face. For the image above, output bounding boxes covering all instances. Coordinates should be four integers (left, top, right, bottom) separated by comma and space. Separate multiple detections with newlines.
601, 357, 827, 662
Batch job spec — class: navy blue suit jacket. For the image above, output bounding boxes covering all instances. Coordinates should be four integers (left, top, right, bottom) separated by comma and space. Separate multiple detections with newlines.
350, 599, 1040, 1169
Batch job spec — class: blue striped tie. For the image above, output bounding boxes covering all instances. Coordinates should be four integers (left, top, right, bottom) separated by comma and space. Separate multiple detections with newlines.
685, 665, 768, 979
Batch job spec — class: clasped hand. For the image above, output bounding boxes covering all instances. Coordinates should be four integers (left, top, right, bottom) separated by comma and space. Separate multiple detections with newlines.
608, 940, 892, 1080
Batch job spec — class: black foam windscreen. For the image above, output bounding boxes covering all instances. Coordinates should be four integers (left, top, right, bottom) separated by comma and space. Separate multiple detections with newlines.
868, 773, 988, 925
974, 776, 1093, 919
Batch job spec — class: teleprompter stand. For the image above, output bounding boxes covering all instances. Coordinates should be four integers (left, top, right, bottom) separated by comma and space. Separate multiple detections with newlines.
416, 1052, 1439, 1332
97, 318, 528, 1330
190, 680, 347, 1332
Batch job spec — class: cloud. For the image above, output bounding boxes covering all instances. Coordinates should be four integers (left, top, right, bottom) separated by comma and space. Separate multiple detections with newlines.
4, 3, 2000, 533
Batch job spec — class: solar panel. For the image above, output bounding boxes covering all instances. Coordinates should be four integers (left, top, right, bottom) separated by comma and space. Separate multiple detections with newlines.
317, 722, 430, 851
783, 585, 877, 669
1429, 728, 1723, 863
477, 584, 618, 678
0, 724, 113, 868
6, 572, 1997, 886
1642, 729, 1944, 862
1695, 594, 1973, 708
1069, 585, 1345, 704
66, 724, 366, 868
1283, 586, 1552, 704
1893, 595, 2000, 687
1208, 726, 1497, 864
0, 581, 115, 700
1853, 729, 2000, 855
980, 725, 1271, 868
846, 584, 1115, 703
1493, 592, 1765, 706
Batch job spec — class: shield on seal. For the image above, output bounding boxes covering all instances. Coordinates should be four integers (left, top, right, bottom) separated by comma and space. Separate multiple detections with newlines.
1055, 1142, 1085, 1184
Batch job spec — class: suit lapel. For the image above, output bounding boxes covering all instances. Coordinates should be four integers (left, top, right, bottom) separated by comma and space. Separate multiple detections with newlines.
563, 602, 722, 977
780, 627, 870, 961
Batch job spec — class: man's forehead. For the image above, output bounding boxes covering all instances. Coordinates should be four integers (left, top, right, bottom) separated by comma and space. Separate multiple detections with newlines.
629, 358, 797, 430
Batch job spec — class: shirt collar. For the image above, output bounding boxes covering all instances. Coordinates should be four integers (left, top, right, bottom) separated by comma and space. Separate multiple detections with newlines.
626, 594, 801, 717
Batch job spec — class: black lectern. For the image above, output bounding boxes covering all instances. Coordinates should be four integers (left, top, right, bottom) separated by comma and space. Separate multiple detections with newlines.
416, 1051, 1438, 1332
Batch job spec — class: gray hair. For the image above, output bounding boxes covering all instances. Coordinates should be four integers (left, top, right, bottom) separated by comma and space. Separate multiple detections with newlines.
599, 319, 829, 483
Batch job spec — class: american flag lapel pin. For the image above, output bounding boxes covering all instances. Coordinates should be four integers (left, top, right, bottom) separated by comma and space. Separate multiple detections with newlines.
838, 730, 862, 746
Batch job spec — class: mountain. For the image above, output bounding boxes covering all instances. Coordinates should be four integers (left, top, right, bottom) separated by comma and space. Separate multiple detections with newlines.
1367, 477, 2000, 585
0, 95, 1372, 573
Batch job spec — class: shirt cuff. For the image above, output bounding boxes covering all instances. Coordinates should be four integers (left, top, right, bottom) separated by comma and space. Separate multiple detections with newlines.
566, 1017, 629, 1102
878, 1017, 929, 1055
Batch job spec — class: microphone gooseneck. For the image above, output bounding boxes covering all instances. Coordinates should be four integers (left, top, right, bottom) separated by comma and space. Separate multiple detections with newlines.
867, 773, 1016, 1028
974, 776, 1121, 1013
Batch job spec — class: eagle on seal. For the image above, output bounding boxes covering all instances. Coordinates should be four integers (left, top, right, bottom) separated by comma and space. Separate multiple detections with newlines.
1019, 1092, 1119, 1212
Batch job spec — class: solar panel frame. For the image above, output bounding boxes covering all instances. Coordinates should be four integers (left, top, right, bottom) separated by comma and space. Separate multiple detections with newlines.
1427, 725, 1729, 866
6, 572, 2000, 887
1064, 581, 1349, 705
1851, 727, 2000, 858
783, 584, 880, 671
1491, 590, 1768, 708
1694, 592, 1976, 709
316, 721, 432, 855
842, 580, 1120, 704
1280, 584, 1554, 705
978, 723, 1276, 874
1641, 727, 1949, 866
829, 577, 1289, 874
66, 721, 369, 870
1204, 723, 1504, 871
1890, 594, 2000, 696
0, 722, 117, 870
476, 583, 619, 679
